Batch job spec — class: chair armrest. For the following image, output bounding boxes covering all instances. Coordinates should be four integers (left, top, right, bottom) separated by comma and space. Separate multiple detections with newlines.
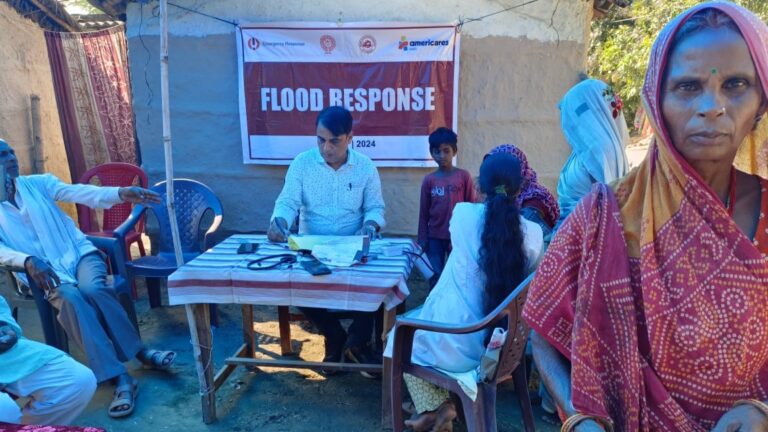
0, 262, 24, 273
86, 236, 128, 279
203, 214, 223, 250
394, 315, 506, 336
390, 272, 535, 372
393, 272, 534, 336
113, 204, 147, 241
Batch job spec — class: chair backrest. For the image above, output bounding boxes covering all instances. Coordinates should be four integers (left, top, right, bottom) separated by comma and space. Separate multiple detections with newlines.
486, 272, 535, 384
77, 162, 148, 232
145, 179, 223, 255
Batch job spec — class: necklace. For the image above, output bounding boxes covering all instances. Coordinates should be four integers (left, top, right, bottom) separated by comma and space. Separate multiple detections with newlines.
724, 168, 736, 217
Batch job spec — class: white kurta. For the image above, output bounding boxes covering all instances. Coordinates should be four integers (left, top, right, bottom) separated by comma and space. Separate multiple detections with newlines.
386, 202, 542, 395
0, 174, 122, 285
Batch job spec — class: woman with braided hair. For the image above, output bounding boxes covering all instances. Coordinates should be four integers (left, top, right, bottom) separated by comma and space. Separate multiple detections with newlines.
386, 152, 543, 431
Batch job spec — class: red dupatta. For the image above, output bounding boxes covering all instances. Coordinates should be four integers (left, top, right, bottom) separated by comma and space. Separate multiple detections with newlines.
523, 2, 768, 430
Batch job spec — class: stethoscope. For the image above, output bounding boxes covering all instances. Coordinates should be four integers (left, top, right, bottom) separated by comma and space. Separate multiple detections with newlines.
246, 253, 297, 271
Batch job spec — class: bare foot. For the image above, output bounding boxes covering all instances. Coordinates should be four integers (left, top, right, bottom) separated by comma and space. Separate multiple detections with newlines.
405, 410, 437, 432
430, 400, 457, 432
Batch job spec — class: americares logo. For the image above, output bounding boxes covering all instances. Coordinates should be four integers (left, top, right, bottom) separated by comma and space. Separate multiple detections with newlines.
398, 35, 449, 51
398, 36, 409, 50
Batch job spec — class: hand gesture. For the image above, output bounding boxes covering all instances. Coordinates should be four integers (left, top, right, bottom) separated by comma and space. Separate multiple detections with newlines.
711, 404, 768, 432
0, 325, 18, 353
25, 256, 60, 294
118, 186, 162, 205
267, 217, 290, 243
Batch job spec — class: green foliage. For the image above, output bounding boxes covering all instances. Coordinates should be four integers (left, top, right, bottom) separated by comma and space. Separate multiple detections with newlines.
60, 0, 100, 15
588, 0, 768, 131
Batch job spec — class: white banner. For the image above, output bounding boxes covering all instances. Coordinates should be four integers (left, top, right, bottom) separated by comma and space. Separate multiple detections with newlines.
237, 22, 461, 167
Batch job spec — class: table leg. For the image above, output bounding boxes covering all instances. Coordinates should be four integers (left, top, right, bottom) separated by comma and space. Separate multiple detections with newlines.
381, 308, 397, 430
188, 304, 216, 423
382, 308, 397, 342
242, 305, 256, 358
381, 356, 393, 430
278, 306, 293, 355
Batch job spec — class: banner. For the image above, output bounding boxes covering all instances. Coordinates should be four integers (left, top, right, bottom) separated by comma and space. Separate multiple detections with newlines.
236, 22, 460, 166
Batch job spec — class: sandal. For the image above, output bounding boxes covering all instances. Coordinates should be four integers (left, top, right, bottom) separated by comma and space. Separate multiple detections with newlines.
140, 349, 176, 370
108, 380, 138, 418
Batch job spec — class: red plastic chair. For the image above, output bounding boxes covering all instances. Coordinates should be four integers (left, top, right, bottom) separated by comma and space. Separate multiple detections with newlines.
77, 162, 148, 260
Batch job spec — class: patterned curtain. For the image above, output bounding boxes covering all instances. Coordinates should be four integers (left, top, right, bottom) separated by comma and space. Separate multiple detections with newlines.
45, 25, 138, 182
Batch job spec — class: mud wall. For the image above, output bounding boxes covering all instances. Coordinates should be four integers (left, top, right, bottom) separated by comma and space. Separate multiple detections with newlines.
125, 0, 592, 235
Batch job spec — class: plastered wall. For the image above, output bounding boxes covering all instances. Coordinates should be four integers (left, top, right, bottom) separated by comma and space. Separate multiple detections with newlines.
125, 0, 592, 235
0, 2, 69, 182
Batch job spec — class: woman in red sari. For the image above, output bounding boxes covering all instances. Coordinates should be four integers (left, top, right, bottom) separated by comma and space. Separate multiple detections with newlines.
524, 3, 768, 431
486, 144, 560, 236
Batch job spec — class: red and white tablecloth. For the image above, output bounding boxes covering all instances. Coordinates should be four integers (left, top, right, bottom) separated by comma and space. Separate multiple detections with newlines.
168, 234, 415, 311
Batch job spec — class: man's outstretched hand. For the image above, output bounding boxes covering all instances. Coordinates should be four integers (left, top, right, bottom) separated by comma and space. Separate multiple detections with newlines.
118, 187, 162, 205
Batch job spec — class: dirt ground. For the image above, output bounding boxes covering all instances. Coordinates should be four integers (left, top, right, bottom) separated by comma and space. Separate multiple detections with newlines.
6, 265, 559, 432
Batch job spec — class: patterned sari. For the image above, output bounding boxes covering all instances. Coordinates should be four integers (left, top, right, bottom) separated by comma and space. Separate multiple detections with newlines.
486, 144, 560, 228
523, 3, 768, 430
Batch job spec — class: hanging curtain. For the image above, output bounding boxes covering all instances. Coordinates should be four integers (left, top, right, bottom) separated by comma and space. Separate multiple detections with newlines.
45, 25, 138, 182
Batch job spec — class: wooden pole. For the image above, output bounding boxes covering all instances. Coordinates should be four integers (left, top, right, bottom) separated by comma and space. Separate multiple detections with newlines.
29, 95, 44, 174
158, 0, 215, 423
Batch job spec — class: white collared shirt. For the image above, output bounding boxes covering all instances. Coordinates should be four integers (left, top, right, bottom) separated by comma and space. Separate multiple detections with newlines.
271, 147, 386, 236
0, 174, 122, 283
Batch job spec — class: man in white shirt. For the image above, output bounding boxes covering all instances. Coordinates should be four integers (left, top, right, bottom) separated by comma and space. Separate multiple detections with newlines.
267, 106, 385, 376
0, 139, 175, 418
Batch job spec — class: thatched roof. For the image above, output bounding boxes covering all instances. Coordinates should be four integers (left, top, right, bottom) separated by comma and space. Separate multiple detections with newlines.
2, 0, 81, 31
85, 0, 124, 19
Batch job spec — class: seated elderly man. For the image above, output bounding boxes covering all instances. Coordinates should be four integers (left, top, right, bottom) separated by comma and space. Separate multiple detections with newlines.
0, 295, 96, 425
0, 138, 175, 418
267, 106, 386, 376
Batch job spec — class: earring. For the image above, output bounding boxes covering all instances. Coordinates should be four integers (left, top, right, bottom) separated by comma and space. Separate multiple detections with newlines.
720, 106, 727, 114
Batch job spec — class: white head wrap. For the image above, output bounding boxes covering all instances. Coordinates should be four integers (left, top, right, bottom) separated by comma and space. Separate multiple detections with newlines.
556, 79, 630, 224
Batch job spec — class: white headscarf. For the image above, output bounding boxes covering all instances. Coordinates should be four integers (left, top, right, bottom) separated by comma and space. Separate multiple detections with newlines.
556, 79, 629, 225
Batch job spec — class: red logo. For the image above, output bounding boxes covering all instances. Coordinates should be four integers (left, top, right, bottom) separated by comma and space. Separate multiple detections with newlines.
320, 35, 336, 54
358, 35, 376, 54
247, 37, 260, 50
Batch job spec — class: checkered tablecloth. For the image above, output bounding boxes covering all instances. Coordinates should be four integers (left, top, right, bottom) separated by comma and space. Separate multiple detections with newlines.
168, 234, 415, 311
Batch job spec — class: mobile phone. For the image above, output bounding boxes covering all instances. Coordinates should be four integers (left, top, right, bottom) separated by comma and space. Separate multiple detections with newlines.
237, 242, 259, 254
300, 257, 331, 276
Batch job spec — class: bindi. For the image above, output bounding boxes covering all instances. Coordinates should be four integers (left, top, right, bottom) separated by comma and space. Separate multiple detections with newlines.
711, 68, 718, 75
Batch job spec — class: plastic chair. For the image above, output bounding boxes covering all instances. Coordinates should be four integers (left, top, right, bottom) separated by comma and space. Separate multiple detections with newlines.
26, 236, 139, 353
114, 179, 223, 310
77, 163, 149, 260
389, 273, 536, 432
